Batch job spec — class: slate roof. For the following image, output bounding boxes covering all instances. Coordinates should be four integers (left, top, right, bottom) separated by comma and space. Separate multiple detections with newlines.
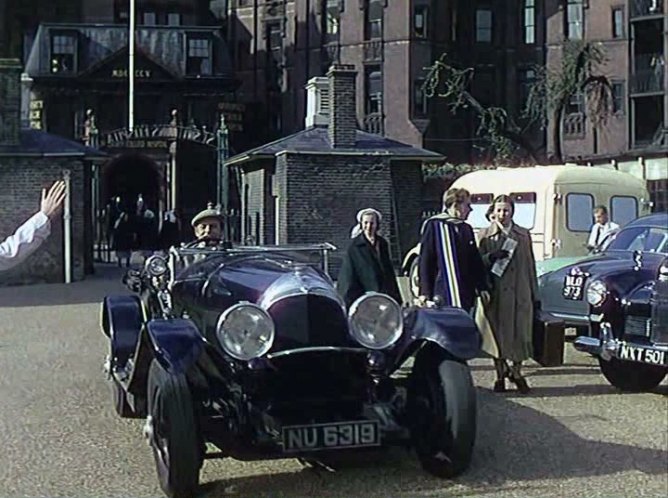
25, 23, 234, 81
226, 126, 444, 166
0, 129, 107, 157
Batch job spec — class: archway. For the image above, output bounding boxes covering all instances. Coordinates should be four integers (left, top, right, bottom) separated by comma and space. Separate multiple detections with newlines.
102, 152, 162, 214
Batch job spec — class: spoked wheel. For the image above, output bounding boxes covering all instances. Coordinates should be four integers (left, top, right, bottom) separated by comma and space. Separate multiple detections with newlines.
599, 357, 667, 392
146, 360, 201, 498
408, 346, 477, 478
409, 258, 420, 300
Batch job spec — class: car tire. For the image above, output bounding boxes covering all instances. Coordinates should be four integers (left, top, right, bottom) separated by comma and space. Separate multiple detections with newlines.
112, 379, 135, 418
409, 257, 420, 300
147, 359, 201, 498
598, 357, 667, 392
408, 346, 476, 478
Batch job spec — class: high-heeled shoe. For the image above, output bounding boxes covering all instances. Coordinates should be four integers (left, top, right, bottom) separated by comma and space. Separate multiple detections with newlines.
509, 373, 530, 394
493, 378, 507, 392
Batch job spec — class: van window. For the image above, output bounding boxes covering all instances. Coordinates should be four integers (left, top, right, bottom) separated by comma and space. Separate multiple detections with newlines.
468, 193, 493, 229
566, 193, 594, 232
510, 192, 536, 229
611, 196, 638, 227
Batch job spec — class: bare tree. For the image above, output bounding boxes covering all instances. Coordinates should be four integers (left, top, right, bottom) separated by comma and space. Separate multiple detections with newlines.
523, 40, 613, 163
423, 53, 542, 164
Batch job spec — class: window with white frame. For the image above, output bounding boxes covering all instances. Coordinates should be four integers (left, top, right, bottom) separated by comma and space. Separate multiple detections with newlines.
50, 32, 77, 74
142, 11, 156, 25
323, 0, 341, 43
476, 8, 492, 43
612, 7, 624, 38
524, 0, 536, 44
566, 0, 584, 40
167, 13, 182, 26
186, 36, 212, 76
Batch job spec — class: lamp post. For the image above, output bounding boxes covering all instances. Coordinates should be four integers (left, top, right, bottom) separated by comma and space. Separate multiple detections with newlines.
217, 113, 230, 240
128, 0, 136, 131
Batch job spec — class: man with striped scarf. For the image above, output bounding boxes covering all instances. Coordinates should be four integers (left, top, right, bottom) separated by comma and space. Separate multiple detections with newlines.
417, 188, 490, 313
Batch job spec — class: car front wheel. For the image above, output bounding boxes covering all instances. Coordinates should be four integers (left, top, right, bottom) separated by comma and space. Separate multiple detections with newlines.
147, 360, 201, 498
408, 346, 477, 478
598, 357, 667, 392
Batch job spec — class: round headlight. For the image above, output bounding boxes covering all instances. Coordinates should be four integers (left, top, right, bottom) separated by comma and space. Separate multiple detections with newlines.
586, 280, 607, 307
146, 255, 168, 277
349, 293, 403, 350
216, 303, 275, 361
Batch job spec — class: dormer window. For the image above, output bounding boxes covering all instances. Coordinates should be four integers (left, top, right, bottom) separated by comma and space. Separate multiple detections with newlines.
187, 36, 212, 76
50, 32, 77, 74
142, 11, 157, 25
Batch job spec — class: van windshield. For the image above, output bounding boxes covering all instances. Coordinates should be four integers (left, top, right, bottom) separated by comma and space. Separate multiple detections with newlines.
468, 192, 537, 230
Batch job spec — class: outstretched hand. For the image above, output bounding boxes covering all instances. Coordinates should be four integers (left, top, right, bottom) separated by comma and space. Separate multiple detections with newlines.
40, 181, 67, 218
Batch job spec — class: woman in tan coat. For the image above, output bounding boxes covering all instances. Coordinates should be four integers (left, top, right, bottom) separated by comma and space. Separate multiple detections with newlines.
477, 195, 539, 393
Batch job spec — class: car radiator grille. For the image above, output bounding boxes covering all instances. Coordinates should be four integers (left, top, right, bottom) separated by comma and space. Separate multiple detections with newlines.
624, 316, 651, 337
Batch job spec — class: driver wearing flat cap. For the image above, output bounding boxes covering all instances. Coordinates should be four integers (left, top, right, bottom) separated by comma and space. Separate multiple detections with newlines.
190, 203, 229, 248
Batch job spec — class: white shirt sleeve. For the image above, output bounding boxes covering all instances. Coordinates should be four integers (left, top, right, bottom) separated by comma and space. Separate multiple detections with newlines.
587, 224, 599, 247
0, 212, 51, 272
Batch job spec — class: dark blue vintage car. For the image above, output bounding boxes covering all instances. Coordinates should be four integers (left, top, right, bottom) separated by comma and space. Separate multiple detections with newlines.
540, 213, 668, 391
101, 243, 480, 498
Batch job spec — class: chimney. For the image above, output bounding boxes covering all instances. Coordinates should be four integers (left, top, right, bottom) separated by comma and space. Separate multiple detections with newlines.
304, 76, 330, 128
0, 59, 22, 146
327, 64, 357, 148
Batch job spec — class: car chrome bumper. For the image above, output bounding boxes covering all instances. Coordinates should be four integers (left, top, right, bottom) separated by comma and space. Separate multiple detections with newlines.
574, 323, 619, 360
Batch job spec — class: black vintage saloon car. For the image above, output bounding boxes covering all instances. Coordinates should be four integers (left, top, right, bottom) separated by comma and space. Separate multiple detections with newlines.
101, 243, 481, 498
542, 213, 668, 391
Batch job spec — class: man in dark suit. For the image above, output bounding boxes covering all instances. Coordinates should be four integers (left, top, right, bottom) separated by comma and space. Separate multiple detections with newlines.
418, 188, 490, 312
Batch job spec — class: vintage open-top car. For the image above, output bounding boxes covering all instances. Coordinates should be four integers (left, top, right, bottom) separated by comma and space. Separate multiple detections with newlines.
101, 243, 481, 498
540, 213, 668, 391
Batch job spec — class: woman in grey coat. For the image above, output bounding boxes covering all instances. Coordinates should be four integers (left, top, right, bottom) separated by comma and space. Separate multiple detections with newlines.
477, 195, 540, 393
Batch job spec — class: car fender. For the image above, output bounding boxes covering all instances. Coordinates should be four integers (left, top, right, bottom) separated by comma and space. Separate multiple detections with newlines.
398, 307, 481, 362
101, 294, 146, 369
146, 318, 206, 375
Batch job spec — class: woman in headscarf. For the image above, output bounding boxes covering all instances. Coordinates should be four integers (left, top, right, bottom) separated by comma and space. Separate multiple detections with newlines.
337, 208, 402, 309
477, 194, 540, 393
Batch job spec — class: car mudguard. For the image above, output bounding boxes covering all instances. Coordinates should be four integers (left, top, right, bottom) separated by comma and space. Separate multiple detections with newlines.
101, 294, 145, 369
145, 318, 206, 375
398, 307, 481, 362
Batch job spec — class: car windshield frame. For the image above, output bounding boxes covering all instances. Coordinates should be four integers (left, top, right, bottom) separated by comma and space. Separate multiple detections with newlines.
605, 225, 668, 254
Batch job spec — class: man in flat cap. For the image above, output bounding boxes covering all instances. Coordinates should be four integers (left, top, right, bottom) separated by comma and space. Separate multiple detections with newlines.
190, 202, 228, 248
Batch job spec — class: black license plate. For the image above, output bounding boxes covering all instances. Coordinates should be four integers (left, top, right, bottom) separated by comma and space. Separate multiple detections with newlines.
617, 342, 668, 366
563, 275, 586, 300
282, 421, 380, 453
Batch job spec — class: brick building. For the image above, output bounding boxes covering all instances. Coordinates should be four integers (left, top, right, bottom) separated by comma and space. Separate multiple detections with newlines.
226, 0, 547, 163
0, 59, 103, 286
545, 0, 668, 210
227, 64, 443, 274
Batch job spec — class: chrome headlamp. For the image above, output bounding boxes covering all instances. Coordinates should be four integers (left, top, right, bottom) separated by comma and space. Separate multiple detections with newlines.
145, 255, 168, 277
586, 280, 607, 307
348, 293, 403, 350
216, 303, 275, 361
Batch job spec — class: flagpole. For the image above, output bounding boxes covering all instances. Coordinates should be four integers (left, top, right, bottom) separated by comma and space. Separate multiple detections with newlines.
128, 0, 136, 131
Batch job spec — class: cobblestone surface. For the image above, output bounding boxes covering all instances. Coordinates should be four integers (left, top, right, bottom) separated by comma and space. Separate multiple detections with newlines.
0, 267, 666, 498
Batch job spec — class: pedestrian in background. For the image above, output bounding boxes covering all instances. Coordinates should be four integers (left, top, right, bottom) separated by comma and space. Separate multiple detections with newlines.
418, 188, 488, 313
112, 212, 133, 268
337, 208, 402, 309
0, 181, 66, 271
477, 194, 539, 393
158, 210, 181, 251
587, 205, 619, 252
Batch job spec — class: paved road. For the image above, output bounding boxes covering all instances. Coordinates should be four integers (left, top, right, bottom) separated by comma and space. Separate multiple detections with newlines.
0, 267, 666, 498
